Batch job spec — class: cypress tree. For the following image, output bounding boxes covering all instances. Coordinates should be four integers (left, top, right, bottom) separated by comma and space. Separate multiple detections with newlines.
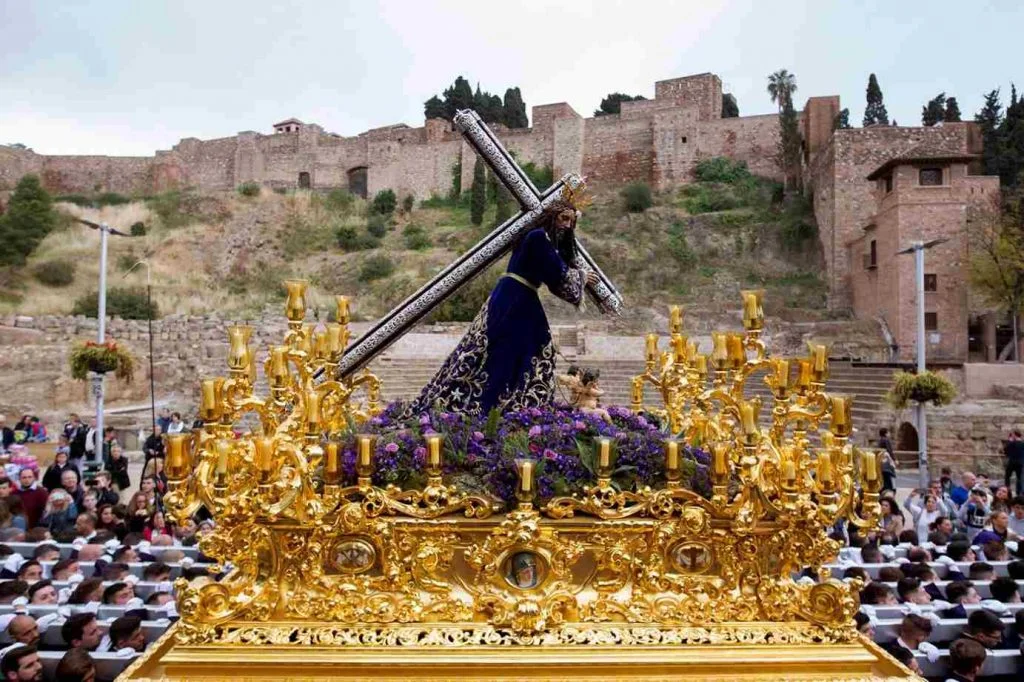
0, 174, 57, 266
777, 98, 803, 192
442, 77, 474, 118
423, 95, 447, 121
863, 74, 889, 126
921, 93, 946, 126
833, 108, 851, 130
975, 89, 1004, 178
502, 87, 528, 128
721, 94, 739, 118
470, 156, 486, 226
944, 97, 962, 122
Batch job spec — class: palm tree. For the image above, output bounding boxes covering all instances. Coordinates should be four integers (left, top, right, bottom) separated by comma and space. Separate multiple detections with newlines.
767, 70, 798, 111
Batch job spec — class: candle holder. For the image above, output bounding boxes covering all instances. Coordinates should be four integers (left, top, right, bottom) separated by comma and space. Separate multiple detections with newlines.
668, 305, 683, 335
323, 441, 341, 486
515, 458, 535, 508
741, 289, 764, 332
425, 434, 443, 480
255, 437, 275, 486
664, 439, 681, 487
595, 437, 614, 480
356, 435, 376, 487
284, 280, 308, 328
335, 295, 351, 325
165, 433, 192, 480
828, 395, 853, 439
214, 438, 232, 489
200, 379, 222, 423
227, 325, 253, 375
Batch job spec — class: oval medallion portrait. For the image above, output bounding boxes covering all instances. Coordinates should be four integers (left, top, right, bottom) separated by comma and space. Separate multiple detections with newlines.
332, 538, 376, 575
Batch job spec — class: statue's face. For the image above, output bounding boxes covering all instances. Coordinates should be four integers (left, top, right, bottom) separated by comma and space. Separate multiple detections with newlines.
555, 210, 574, 230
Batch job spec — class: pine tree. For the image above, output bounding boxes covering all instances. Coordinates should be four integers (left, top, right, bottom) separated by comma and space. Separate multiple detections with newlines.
944, 97, 962, 122
442, 76, 474, 119
502, 87, 528, 128
863, 74, 889, 126
423, 95, 447, 120
0, 174, 57, 266
721, 93, 739, 118
594, 93, 646, 116
975, 89, 1004, 178
470, 156, 486, 226
922, 93, 946, 126
833, 108, 851, 130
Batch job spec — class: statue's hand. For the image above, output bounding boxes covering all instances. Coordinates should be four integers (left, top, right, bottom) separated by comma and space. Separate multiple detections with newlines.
585, 271, 599, 287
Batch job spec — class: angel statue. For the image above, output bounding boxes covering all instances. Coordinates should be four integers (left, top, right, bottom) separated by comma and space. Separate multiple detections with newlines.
404, 191, 600, 417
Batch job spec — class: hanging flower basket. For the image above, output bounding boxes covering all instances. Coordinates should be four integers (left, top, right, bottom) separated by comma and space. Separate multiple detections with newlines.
885, 370, 957, 409
69, 340, 135, 382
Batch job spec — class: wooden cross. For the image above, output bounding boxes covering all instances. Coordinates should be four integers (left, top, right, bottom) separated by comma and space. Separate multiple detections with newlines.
333, 109, 623, 380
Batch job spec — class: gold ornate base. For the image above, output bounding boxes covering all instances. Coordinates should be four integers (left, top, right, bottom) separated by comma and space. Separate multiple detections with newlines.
121, 624, 919, 681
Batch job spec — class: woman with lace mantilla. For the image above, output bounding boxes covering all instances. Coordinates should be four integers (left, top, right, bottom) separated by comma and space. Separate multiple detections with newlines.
405, 200, 598, 417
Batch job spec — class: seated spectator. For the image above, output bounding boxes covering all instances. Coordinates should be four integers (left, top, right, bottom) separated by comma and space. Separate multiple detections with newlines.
859, 544, 883, 564
7, 615, 39, 648
860, 582, 898, 605
145, 511, 173, 544
885, 645, 919, 675
897, 530, 919, 546
992, 484, 1012, 513
946, 541, 977, 563
896, 577, 931, 604
967, 562, 995, 582
101, 563, 131, 582
13, 469, 48, 528
1006, 610, 1024, 649
4, 497, 26, 532
927, 529, 950, 546
15, 560, 42, 583
73, 543, 104, 564
877, 566, 904, 583
1009, 496, 1024, 536
23, 529, 50, 544
60, 470, 85, 509
32, 543, 60, 562
51, 558, 81, 581
91, 472, 119, 508
79, 489, 98, 517
126, 492, 152, 534
947, 637, 987, 682
67, 578, 103, 605
854, 611, 874, 639
55, 647, 95, 682
146, 592, 174, 607
878, 497, 904, 537
112, 545, 139, 563
74, 513, 97, 540
27, 580, 57, 605
0, 580, 27, 604
974, 510, 1018, 546
980, 540, 1010, 562
109, 615, 146, 652
102, 582, 134, 606
61, 613, 102, 651
0, 645, 42, 682
962, 609, 1005, 649
905, 491, 943, 540
959, 488, 991, 541
906, 546, 931, 563
95, 504, 125, 539
39, 489, 78, 535
143, 562, 172, 583
930, 515, 954, 538
1008, 559, 1024, 580
943, 581, 982, 618
881, 614, 932, 662
105, 444, 130, 492
844, 566, 869, 583
989, 576, 1022, 603
41, 447, 75, 492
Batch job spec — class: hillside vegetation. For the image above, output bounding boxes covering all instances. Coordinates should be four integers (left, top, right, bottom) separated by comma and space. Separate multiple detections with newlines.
0, 159, 833, 333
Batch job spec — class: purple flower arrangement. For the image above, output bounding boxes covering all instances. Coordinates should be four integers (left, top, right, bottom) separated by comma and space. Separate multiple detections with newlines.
336, 402, 712, 509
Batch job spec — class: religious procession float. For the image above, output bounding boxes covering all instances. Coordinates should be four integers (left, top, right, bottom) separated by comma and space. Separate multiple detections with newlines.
123, 111, 915, 680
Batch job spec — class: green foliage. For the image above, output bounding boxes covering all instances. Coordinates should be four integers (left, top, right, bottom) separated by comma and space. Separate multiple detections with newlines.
54, 194, 94, 207
427, 266, 500, 322
922, 92, 947, 127
366, 214, 389, 239
424, 95, 447, 120
969, 186, 1024, 332
885, 371, 957, 409
95, 192, 130, 207
679, 184, 740, 214
68, 341, 135, 382
833, 108, 851, 130
945, 97, 962, 123
237, 182, 260, 197
667, 222, 697, 269
778, 195, 818, 249
224, 260, 293, 298
370, 189, 397, 215
130, 221, 146, 236
778, 96, 803, 192
402, 224, 431, 251
280, 207, 337, 259
0, 175, 57, 266
325, 188, 354, 214
449, 161, 462, 199
358, 255, 395, 282
721, 93, 739, 118
621, 182, 653, 213
72, 286, 159, 320
335, 225, 379, 252
766, 70, 797, 109
401, 194, 415, 213
424, 77, 527, 128
863, 73, 889, 126
470, 156, 486, 226
502, 87, 529, 128
693, 157, 750, 183
973, 84, 1024, 187
521, 161, 553, 190
145, 190, 189, 229
594, 93, 646, 117
32, 259, 75, 287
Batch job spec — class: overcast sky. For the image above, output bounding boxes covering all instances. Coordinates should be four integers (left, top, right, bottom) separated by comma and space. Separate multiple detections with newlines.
1, 0, 1020, 156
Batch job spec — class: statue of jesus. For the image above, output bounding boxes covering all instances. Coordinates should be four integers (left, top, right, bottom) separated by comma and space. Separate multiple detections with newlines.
404, 199, 597, 417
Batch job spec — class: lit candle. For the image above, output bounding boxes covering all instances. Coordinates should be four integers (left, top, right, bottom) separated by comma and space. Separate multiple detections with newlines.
426, 434, 442, 469
727, 334, 746, 369
741, 290, 764, 330
324, 442, 339, 483
711, 442, 730, 478
782, 457, 797, 484
739, 401, 759, 436
516, 459, 534, 495
645, 333, 658, 361
665, 439, 681, 481
816, 450, 833, 486
215, 439, 231, 477
596, 437, 613, 470
797, 360, 812, 390
631, 380, 644, 405
668, 305, 683, 335
861, 451, 878, 482
772, 359, 791, 391
166, 434, 190, 479
686, 340, 698, 363
357, 435, 375, 472
830, 395, 852, 437
255, 437, 274, 477
305, 390, 321, 429
335, 295, 351, 325
200, 379, 218, 421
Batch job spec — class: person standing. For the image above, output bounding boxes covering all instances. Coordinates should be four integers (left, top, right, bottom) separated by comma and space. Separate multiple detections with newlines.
878, 428, 897, 493
0, 416, 14, 452
62, 414, 86, 465
1004, 429, 1024, 496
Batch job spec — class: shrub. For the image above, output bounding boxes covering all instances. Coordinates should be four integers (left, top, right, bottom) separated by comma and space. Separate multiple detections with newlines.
680, 185, 741, 214
130, 221, 147, 236
403, 224, 431, 251
273, 186, 288, 195
886, 371, 958, 409
420, 194, 458, 209
521, 162, 554, 190
693, 157, 751, 184
336, 226, 379, 252
367, 214, 389, 238
237, 182, 260, 197
325, 188, 354, 214
370, 189, 397, 215
401, 194, 415, 213
54, 194, 94, 207
667, 222, 697, 269
0, 175, 57, 266
32, 259, 76, 287
621, 182, 653, 213
358, 255, 395, 282
95, 192, 130, 207
72, 286, 159, 319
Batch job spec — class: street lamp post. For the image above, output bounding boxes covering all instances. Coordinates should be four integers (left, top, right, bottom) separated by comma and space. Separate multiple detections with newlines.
897, 238, 948, 488
124, 260, 156, 434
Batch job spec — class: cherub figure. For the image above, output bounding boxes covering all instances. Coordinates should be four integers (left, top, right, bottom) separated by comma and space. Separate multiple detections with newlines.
578, 369, 611, 423
557, 365, 583, 406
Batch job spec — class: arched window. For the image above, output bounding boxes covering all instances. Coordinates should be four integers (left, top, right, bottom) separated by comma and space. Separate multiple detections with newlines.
347, 167, 368, 199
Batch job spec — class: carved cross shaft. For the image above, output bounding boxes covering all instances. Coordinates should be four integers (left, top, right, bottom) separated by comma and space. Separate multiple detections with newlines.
333, 109, 622, 380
